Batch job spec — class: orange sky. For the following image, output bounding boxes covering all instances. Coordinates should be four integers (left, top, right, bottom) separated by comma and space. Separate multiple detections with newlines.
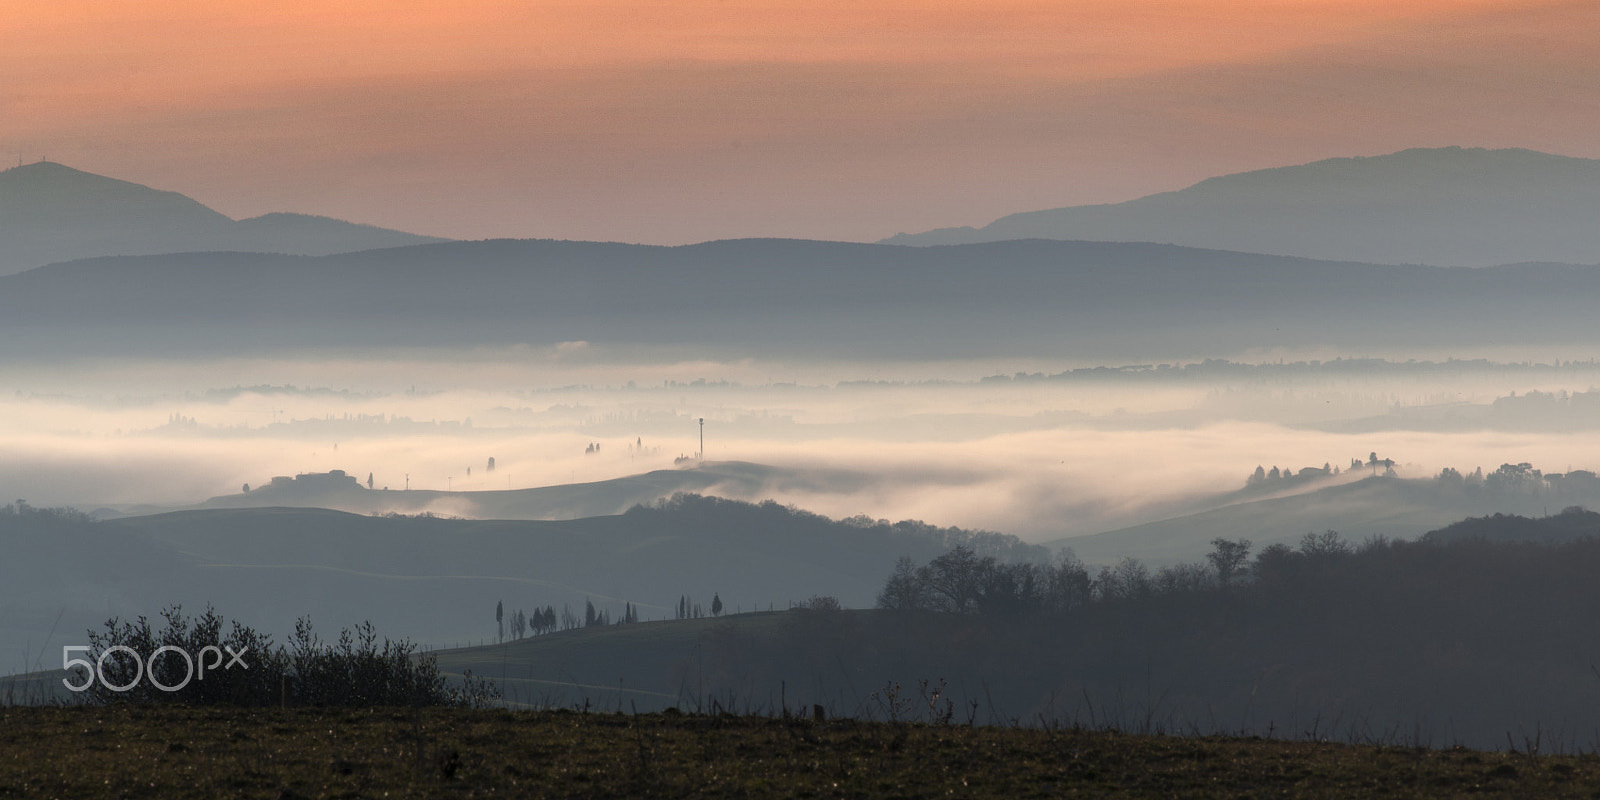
3, 0, 1597, 242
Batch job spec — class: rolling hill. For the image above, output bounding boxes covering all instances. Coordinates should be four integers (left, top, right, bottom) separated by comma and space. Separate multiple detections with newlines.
1050, 472, 1600, 565
0, 495, 1041, 678
0, 161, 446, 275
1422, 506, 1600, 545
885, 147, 1600, 267
94, 461, 877, 522
433, 535, 1600, 753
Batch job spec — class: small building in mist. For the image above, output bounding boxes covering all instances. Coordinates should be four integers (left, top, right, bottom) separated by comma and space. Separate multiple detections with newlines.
265, 470, 362, 493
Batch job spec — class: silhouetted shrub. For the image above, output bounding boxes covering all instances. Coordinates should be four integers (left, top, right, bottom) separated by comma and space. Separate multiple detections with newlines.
78, 605, 497, 707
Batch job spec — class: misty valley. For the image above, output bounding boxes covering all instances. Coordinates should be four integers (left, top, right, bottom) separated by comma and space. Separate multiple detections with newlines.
11, 148, 1600, 796
11, 345, 1600, 753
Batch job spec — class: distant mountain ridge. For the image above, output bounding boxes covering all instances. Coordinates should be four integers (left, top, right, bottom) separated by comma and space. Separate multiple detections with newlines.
5, 237, 1600, 360
885, 147, 1600, 266
0, 161, 447, 274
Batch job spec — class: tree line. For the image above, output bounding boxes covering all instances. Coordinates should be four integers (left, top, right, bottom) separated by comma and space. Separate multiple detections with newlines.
876, 532, 1358, 615
497, 598, 646, 642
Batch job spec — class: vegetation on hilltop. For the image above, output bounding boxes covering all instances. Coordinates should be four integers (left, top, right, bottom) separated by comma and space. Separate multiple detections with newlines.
71, 605, 499, 709
856, 530, 1600, 749
1422, 504, 1600, 545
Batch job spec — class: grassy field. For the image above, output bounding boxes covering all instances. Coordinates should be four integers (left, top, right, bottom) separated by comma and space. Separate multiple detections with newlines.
428, 611, 792, 712
3, 705, 1598, 798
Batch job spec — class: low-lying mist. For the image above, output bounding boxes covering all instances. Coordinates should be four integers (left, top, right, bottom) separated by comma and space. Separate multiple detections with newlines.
7, 348, 1600, 541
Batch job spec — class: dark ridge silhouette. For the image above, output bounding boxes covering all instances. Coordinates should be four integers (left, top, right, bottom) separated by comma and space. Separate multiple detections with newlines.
0, 161, 446, 275
885, 147, 1600, 266
0, 495, 1040, 678
4, 237, 1600, 360
1422, 506, 1600, 545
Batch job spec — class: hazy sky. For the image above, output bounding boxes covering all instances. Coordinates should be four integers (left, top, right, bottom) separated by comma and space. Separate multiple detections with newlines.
4, 0, 1596, 243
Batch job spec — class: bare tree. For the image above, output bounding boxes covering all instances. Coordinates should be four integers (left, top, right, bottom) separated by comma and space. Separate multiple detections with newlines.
876, 556, 928, 610
1207, 538, 1253, 588
1299, 530, 1350, 559
922, 545, 986, 613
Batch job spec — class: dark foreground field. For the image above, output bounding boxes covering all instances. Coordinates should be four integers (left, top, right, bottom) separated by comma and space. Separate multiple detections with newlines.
2, 706, 1596, 799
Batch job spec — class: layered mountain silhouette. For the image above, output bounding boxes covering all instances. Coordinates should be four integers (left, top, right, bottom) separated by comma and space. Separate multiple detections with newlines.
885, 147, 1600, 267
0, 161, 446, 275
3, 237, 1600, 360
